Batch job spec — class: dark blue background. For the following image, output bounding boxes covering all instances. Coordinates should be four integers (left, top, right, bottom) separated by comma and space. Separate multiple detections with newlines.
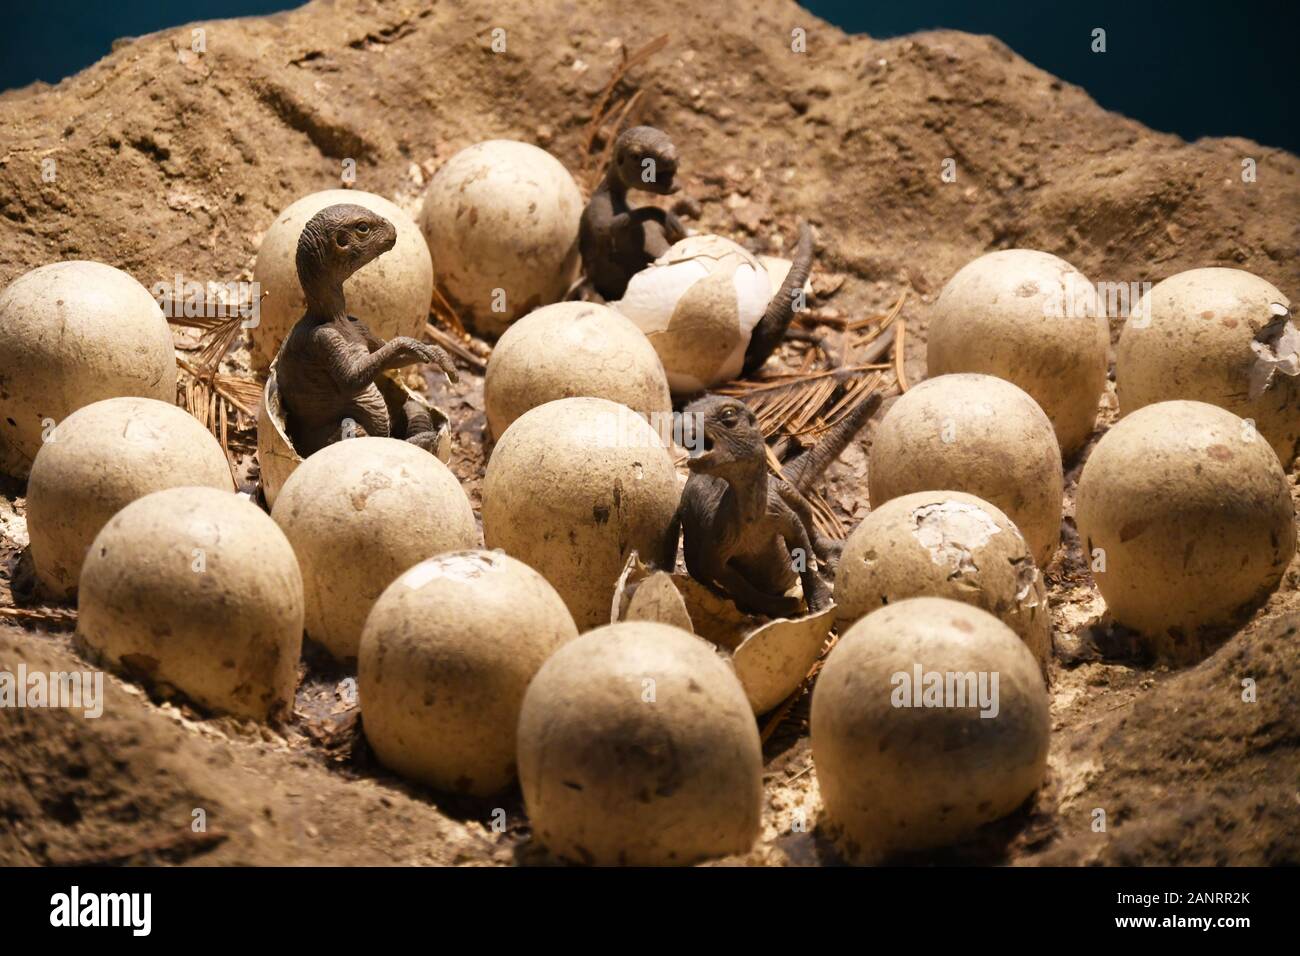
2, 1, 1296, 154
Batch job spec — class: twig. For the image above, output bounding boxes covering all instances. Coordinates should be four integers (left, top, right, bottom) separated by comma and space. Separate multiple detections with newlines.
0, 606, 77, 628
426, 321, 487, 373
893, 318, 910, 392
580, 35, 670, 187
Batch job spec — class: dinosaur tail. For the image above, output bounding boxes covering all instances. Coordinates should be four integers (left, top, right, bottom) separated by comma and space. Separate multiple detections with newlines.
782, 387, 884, 493
742, 221, 814, 376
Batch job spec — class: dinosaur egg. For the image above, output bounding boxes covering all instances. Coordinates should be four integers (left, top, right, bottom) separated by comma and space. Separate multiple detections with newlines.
484, 301, 672, 440
869, 374, 1064, 567
77, 486, 303, 722
251, 189, 433, 369
835, 490, 1050, 668
1117, 268, 1298, 467
613, 234, 772, 395
271, 437, 478, 662
927, 249, 1109, 456
359, 550, 578, 796
517, 621, 763, 865
482, 397, 680, 630
419, 140, 583, 338
26, 397, 233, 599
0, 261, 177, 479
1076, 400, 1295, 658
811, 597, 1050, 863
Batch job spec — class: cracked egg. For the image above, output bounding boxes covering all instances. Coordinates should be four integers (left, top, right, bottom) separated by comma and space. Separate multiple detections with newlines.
613, 234, 772, 395
1117, 268, 1299, 468
835, 490, 1050, 670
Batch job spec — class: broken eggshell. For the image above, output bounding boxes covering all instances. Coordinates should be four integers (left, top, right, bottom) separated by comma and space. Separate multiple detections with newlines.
611, 552, 834, 714
257, 365, 451, 507
613, 235, 772, 395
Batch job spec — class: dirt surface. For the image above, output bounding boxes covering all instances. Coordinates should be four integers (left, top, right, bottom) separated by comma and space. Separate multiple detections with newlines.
1, 0, 1297, 866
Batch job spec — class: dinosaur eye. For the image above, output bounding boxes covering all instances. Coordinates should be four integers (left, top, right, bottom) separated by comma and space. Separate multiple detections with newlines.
356, 222, 370, 234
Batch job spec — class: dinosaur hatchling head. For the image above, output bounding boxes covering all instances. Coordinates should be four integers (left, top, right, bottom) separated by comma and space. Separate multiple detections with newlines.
611, 126, 680, 196
296, 203, 398, 292
684, 395, 765, 478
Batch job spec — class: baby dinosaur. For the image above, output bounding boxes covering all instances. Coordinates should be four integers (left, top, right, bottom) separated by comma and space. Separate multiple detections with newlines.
275, 203, 457, 457
579, 125, 816, 376
665, 389, 883, 618
579, 125, 688, 301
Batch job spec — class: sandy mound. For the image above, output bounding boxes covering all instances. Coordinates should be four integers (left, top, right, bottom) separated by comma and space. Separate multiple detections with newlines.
1, 0, 1296, 865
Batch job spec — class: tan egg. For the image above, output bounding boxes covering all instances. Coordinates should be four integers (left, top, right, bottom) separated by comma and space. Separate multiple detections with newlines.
613, 234, 772, 395
26, 397, 233, 599
812, 597, 1050, 863
0, 261, 177, 478
270, 437, 478, 662
77, 486, 302, 722
1117, 268, 1298, 467
517, 621, 762, 865
868, 373, 1064, 567
250, 189, 433, 369
483, 301, 671, 440
927, 249, 1109, 456
418, 140, 583, 338
359, 549, 578, 796
482, 397, 680, 631
835, 490, 1050, 668
1076, 400, 1295, 659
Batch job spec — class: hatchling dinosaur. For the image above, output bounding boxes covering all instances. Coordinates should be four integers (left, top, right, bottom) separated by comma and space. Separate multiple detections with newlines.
580, 126, 818, 378
579, 125, 689, 301
275, 203, 457, 457
665, 388, 883, 618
